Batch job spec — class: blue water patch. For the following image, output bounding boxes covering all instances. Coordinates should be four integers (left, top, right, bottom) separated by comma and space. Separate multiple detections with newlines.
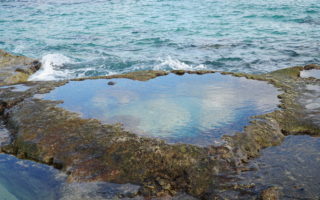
300, 69, 320, 79
0, 154, 63, 200
0, 153, 142, 200
40, 73, 280, 146
1, 0, 320, 79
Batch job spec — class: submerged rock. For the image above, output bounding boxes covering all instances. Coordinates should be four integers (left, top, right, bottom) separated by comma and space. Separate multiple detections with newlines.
0, 64, 319, 199
259, 186, 280, 200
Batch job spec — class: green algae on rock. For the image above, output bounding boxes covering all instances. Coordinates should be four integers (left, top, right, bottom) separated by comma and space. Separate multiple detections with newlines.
0, 49, 41, 86
0, 64, 319, 199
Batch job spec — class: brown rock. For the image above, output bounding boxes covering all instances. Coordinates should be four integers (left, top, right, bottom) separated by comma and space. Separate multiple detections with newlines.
259, 186, 280, 200
0, 49, 40, 86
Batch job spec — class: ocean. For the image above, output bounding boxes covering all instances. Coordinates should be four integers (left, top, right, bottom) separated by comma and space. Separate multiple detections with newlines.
1, 0, 319, 80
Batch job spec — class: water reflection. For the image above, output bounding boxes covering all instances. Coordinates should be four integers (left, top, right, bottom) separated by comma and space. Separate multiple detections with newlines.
299, 84, 320, 127
0, 84, 31, 92
41, 73, 280, 146
0, 153, 143, 200
0, 154, 63, 200
300, 69, 320, 79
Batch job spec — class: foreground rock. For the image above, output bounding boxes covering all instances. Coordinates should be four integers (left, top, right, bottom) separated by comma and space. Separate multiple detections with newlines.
0, 62, 319, 199
0, 49, 40, 85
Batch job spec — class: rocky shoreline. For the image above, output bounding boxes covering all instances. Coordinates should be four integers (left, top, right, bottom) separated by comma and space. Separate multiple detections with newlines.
0, 50, 320, 199
0, 50, 41, 86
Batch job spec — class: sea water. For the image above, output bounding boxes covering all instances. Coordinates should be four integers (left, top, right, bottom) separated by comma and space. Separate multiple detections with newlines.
0, 0, 319, 80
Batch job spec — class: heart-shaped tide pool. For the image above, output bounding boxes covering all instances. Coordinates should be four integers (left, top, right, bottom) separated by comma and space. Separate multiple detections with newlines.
40, 73, 280, 146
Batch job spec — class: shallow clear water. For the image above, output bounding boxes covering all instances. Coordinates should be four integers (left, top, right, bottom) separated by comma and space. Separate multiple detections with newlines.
1, 0, 320, 80
0, 153, 143, 200
40, 73, 280, 145
300, 69, 320, 79
0, 154, 63, 200
0, 84, 31, 92
237, 135, 320, 199
298, 84, 320, 127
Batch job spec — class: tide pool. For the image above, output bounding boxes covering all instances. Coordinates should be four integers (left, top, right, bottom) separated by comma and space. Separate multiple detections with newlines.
40, 73, 280, 146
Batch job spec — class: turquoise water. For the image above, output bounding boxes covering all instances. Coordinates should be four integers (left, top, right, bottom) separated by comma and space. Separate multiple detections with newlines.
1, 0, 320, 79
40, 73, 280, 146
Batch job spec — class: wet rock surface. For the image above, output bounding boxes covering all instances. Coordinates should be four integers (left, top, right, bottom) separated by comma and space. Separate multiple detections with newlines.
226, 135, 320, 200
259, 187, 280, 200
0, 153, 152, 200
0, 59, 320, 199
0, 120, 11, 147
0, 49, 40, 86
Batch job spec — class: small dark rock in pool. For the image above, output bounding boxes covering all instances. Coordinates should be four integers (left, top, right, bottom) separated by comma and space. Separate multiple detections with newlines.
107, 81, 116, 85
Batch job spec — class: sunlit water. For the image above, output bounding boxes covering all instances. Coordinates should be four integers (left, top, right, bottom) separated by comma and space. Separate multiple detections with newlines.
39, 73, 280, 146
1, 0, 320, 80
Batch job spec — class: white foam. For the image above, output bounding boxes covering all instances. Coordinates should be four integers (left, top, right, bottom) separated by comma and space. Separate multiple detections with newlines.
29, 55, 208, 81
28, 54, 73, 81
153, 56, 207, 71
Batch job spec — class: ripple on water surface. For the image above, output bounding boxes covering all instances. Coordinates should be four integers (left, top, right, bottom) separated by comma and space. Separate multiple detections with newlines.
40, 73, 280, 146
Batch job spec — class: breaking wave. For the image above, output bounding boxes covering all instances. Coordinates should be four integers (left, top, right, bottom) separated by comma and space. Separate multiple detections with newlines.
28, 54, 73, 81
29, 55, 209, 81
